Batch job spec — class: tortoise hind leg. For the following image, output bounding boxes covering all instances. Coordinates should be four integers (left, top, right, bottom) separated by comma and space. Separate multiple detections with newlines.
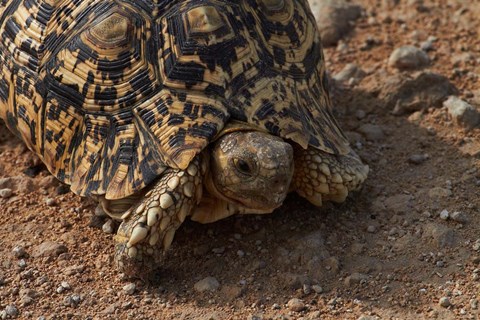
292, 146, 368, 206
113, 157, 204, 278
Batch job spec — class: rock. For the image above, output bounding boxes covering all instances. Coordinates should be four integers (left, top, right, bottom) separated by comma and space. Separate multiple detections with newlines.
423, 224, 458, 248
444, 96, 480, 130
303, 284, 312, 295
367, 225, 377, 233
439, 210, 449, 220
408, 154, 429, 164
0, 178, 12, 189
333, 63, 366, 85
344, 273, 369, 287
388, 46, 430, 70
0, 188, 13, 198
451, 211, 469, 224
194, 277, 220, 292
287, 298, 306, 312
357, 124, 385, 141
369, 72, 458, 115
32, 241, 67, 258
4, 305, 18, 317
309, 0, 362, 46
45, 198, 57, 206
102, 219, 115, 234
12, 246, 27, 258
63, 295, 82, 308
123, 283, 136, 295
439, 296, 451, 308
63, 265, 85, 276
312, 285, 324, 294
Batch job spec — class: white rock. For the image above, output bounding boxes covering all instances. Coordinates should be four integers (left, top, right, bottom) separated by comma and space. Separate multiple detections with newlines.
444, 96, 480, 130
123, 283, 136, 295
439, 209, 449, 220
388, 46, 430, 70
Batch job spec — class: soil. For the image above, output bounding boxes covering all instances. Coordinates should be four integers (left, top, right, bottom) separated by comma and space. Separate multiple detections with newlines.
1, 0, 479, 319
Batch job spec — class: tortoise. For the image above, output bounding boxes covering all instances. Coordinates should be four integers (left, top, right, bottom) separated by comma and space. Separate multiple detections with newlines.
0, 0, 368, 276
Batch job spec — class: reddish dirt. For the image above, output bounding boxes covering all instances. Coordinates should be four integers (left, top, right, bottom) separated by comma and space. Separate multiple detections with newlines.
0, 1, 479, 319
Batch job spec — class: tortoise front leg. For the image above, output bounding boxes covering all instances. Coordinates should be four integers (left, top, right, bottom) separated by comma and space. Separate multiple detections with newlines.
113, 157, 205, 277
292, 146, 368, 206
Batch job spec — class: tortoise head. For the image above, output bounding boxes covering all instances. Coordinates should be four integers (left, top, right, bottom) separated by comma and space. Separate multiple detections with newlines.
207, 130, 294, 212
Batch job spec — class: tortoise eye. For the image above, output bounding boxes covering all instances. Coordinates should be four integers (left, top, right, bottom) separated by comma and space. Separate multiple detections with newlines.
86, 12, 132, 49
233, 158, 255, 176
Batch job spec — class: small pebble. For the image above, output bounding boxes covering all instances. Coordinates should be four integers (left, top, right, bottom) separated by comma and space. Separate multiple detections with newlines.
408, 154, 429, 164
0, 188, 13, 198
12, 246, 26, 258
287, 298, 306, 312
312, 285, 324, 294
450, 211, 469, 224
303, 284, 311, 295
102, 219, 115, 234
272, 303, 281, 310
18, 259, 27, 269
123, 283, 136, 295
5, 305, 19, 317
64, 294, 82, 307
439, 210, 449, 220
367, 225, 377, 233
439, 296, 451, 308
388, 45, 430, 70
237, 250, 245, 258
45, 198, 57, 206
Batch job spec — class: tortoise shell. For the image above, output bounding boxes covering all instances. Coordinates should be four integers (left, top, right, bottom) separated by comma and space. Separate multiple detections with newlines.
0, 0, 349, 200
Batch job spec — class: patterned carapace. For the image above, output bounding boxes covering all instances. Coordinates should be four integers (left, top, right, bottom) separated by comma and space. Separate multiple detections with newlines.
0, 0, 349, 200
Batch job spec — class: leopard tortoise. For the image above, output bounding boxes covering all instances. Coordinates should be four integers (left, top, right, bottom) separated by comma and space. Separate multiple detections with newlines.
0, 0, 368, 276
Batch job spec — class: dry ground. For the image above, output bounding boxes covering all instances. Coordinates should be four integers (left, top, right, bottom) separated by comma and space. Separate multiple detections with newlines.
0, 0, 479, 319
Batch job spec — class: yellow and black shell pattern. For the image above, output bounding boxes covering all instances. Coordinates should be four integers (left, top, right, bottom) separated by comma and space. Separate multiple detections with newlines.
0, 0, 350, 200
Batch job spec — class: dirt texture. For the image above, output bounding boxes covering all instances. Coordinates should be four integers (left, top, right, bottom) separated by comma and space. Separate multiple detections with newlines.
1, 0, 480, 319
